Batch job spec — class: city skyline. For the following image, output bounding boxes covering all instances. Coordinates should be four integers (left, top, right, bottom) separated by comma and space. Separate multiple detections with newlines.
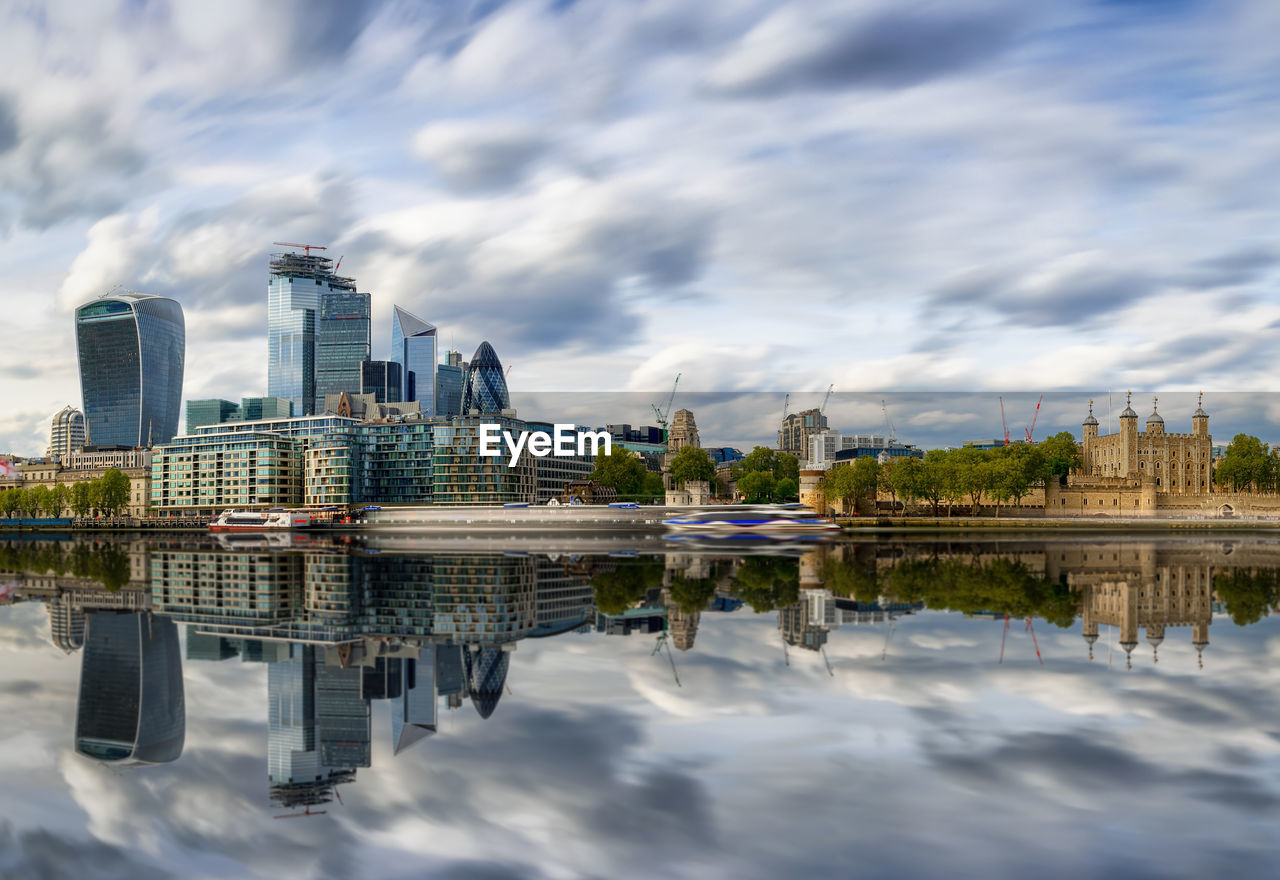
4, 1, 1280, 456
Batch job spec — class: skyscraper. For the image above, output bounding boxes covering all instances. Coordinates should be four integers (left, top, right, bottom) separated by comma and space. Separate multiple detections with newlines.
461, 341, 510, 414
361, 360, 403, 404
47, 405, 86, 460
74, 613, 185, 764
315, 291, 371, 413
390, 306, 437, 414
75, 292, 185, 448
186, 398, 239, 434
392, 647, 438, 755
435, 357, 464, 419
268, 249, 356, 417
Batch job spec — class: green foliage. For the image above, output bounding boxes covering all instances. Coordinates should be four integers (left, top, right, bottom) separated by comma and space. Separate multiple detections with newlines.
70, 481, 93, 518
590, 446, 649, 499
821, 557, 882, 603
820, 458, 879, 513
733, 447, 800, 483
669, 445, 715, 487
591, 559, 665, 616
775, 476, 798, 501
882, 556, 1080, 628
1215, 434, 1275, 492
1212, 569, 1280, 625
97, 468, 132, 516
737, 470, 776, 503
1040, 431, 1083, 479
639, 472, 666, 503
731, 557, 800, 612
0, 539, 133, 590
669, 573, 718, 613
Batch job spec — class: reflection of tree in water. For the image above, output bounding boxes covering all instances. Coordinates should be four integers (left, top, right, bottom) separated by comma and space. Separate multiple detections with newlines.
590, 559, 665, 615
819, 554, 1080, 628
0, 539, 132, 591
731, 557, 800, 612
669, 572, 718, 614
1212, 569, 1280, 626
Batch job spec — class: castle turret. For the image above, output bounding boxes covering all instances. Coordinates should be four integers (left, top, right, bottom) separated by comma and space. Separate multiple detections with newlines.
1146, 396, 1164, 435
1192, 391, 1209, 438
1082, 400, 1099, 475
1120, 391, 1138, 477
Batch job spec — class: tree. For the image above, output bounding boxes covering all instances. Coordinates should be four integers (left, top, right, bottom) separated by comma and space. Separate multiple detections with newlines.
0, 488, 21, 518
45, 484, 69, 518
98, 468, 132, 516
737, 470, 776, 503
950, 447, 990, 514
1215, 434, 1274, 492
590, 446, 648, 499
877, 458, 900, 514
891, 457, 925, 511
70, 482, 92, 518
734, 446, 799, 483
918, 450, 948, 516
731, 557, 800, 612
820, 458, 878, 514
22, 486, 45, 517
639, 472, 665, 503
592, 559, 664, 615
775, 476, 798, 501
1212, 569, 1280, 626
1040, 431, 1083, 480
669, 445, 715, 487
669, 573, 718, 613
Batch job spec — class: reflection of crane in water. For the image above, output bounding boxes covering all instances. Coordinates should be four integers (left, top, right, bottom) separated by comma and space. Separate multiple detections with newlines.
881, 618, 897, 661
820, 646, 834, 676
998, 614, 1043, 664
652, 631, 682, 687
275, 787, 342, 821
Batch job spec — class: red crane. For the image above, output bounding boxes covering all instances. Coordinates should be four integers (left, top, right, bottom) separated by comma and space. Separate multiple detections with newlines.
272, 241, 328, 256
998, 615, 1044, 665
1024, 394, 1044, 443
999, 397, 1010, 446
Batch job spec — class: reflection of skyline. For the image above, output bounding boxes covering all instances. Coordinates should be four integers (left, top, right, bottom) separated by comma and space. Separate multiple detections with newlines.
5, 535, 1280, 816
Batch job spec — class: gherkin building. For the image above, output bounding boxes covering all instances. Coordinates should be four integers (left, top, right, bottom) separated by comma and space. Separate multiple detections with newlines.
461, 341, 511, 414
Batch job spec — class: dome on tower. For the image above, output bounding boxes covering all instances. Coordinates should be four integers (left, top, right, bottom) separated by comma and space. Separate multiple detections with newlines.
1083, 401, 1098, 427
1146, 410, 1163, 427
1194, 391, 1208, 419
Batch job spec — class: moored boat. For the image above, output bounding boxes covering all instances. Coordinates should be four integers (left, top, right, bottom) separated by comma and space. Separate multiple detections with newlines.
209, 510, 312, 531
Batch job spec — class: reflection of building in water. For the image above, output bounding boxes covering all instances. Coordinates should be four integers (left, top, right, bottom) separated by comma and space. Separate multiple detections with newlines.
532, 558, 595, 636
267, 644, 360, 809
1049, 544, 1213, 667
393, 647, 438, 754
781, 588, 923, 651
465, 645, 511, 719
778, 602, 827, 651
75, 613, 185, 765
659, 587, 700, 651
437, 643, 466, 711
48, 597, 85, 653
433, 556, 537, 644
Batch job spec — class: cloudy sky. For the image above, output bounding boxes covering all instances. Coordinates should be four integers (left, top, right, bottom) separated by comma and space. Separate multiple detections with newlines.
4, 0, 1280, 455
3, 537, 1280, 878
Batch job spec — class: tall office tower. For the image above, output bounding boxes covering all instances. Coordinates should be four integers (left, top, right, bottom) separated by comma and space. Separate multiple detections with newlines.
390, 306, 437, 413
47, 405, 86, 460
268, 249, 356, 417
435, 360, 464, 419
464, 645, 510, 720
74, 613, 185, 764
240, 396, 293, 421
460, 341, 510, 414
361, 360, 403, 404
185, 398, 239, 434
392, 647, 438, 755
315, 661, 370, 770
315, 291, 371, 413
75, 293, 185, 447
268, 643, 320, 786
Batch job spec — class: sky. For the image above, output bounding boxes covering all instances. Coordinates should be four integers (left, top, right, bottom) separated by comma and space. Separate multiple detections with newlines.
3, 537, 1280, 878
4, 0, 1280, 455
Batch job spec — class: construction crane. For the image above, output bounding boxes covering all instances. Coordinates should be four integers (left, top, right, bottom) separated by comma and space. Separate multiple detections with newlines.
651, 373, 681, 443
997, 614, 1044, 665
651, 630, 682, 687
820, 645, 834, 677
777, 393, 791, 450
881, 399, 897, 444
505, 364, 513, 379
999, 397, 1010, 446
272, 241, 328, 256
820, 384, 835, 414
1024, 394, 1044, 443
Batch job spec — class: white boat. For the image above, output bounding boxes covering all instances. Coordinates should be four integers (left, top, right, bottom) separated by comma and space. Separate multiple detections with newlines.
663, 506, 841, 534
209, 510, 312, 531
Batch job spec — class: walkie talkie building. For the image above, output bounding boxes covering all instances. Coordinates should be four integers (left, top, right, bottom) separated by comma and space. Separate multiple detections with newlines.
75, 292, 185, 448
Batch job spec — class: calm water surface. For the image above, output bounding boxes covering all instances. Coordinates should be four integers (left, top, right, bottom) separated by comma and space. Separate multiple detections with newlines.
2, 531, 1279, 879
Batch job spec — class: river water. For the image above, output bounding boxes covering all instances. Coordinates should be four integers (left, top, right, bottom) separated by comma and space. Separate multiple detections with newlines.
1, 531, 1277, 879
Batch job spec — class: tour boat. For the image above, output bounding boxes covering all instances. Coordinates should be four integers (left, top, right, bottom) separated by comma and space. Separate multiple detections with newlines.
209, 510, 312, 531
662, 507, 842, 534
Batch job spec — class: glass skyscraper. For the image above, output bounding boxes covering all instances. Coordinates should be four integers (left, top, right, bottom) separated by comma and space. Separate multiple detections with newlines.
75, 292, 185, 448
461, 341, 510, 414
47, 405, 86, 460
390, 306, 437, 414
74, 613, 185, 764
435, 360, 464, 418
315, 291, 371, 413
268, 250, 356, 417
